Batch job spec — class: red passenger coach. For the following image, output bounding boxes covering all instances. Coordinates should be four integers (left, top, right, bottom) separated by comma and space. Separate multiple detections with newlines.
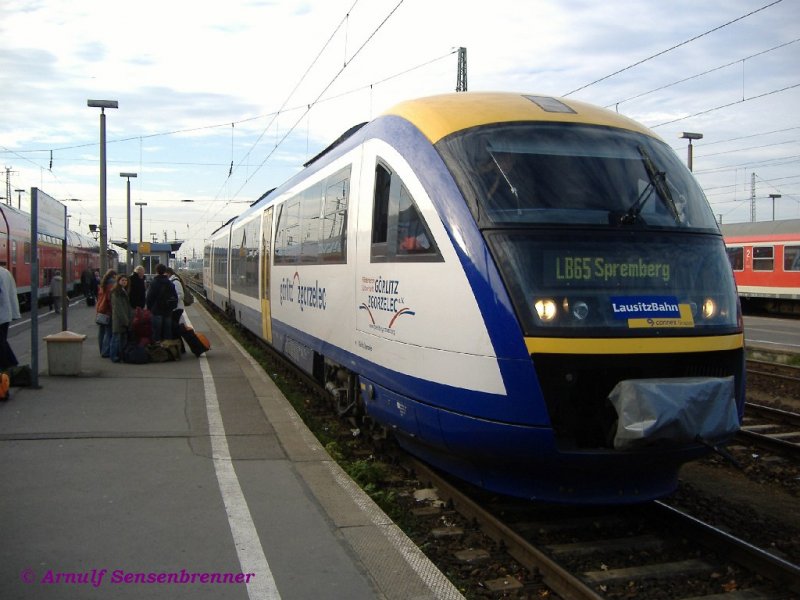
722, 218, 800, 314
0, 203, 100, 309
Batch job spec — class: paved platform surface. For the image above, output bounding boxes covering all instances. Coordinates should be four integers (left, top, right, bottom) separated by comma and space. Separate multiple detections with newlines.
0, 300, 463, 600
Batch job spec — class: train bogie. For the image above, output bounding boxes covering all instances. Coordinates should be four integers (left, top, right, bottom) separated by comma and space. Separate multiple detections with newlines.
206, 92, 746, 504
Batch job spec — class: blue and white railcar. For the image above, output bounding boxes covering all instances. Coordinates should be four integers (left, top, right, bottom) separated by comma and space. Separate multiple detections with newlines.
206, 93, 745, 504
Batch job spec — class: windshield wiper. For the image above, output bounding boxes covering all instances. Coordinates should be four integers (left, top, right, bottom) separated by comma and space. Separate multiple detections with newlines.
618, 146, 681, 225
489, 151, 522, 216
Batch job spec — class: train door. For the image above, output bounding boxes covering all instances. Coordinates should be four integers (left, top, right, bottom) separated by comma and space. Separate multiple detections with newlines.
260, 207, 273, 343
0, 207, 10, 269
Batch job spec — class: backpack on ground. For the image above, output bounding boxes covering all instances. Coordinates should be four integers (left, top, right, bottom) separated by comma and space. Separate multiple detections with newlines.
161, 339, 182, 361
146, 343, 172, 363
123, 344, 149, 364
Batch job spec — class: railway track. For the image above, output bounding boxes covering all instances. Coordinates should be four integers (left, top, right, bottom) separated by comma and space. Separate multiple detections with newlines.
746, 359, 800, 404
409, 458, 800, 599
740, 403, 800, 456
742, 359, 800, 456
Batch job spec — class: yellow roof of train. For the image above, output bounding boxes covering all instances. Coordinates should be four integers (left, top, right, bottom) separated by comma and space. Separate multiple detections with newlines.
384, 92, 658, 144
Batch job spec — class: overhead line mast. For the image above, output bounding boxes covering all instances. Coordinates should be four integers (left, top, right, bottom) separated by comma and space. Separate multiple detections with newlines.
456, 47, 467, 92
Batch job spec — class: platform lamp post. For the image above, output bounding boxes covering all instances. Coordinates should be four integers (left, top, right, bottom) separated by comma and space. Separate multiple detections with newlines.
680, 132, 703, 172
14, 189, 24, 209
769, 194, 782, 221
120, 172, 137, 273
87, 99, 118, 275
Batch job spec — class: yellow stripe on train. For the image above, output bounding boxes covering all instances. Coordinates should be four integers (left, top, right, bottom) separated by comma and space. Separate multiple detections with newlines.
525, 334, 744, 355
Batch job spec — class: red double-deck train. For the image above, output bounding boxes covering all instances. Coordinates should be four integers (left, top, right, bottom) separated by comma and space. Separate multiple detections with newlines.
0, 203, 102, 309
722, 219, 800, 314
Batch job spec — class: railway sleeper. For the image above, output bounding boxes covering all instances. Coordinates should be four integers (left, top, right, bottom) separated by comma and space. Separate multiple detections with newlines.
582, 557, 713, 584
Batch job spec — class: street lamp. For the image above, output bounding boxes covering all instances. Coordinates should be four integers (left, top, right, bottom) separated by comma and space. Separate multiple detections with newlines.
120, 172, 137, 272
14, 189, 24, 209
135, 202, 148, 243
680, 132, 703, 172
769, 194, 782, 221
87, 99, 119, 275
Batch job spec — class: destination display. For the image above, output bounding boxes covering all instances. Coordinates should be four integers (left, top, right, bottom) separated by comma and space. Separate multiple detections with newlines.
543, 252, 673, 287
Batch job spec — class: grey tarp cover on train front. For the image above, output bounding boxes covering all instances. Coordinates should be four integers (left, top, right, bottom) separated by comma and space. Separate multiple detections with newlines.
608, 376, 739, 450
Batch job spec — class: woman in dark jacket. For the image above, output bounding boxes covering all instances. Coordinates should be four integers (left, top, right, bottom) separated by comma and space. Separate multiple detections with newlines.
95, 269, 116, 357
109, 274, 133, 363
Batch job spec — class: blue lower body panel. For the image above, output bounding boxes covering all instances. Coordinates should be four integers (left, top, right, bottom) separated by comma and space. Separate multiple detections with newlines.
361, 377, 705, 504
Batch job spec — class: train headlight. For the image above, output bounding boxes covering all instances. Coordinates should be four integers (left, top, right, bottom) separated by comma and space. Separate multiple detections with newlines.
534, 298, 558, 322
702, 298, 717, 319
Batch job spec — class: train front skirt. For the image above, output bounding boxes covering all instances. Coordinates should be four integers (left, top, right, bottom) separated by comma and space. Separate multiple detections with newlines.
360, 376, 727, 504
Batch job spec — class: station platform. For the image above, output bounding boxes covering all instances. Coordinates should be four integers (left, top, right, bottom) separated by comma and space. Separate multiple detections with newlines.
0, 300, 464, 600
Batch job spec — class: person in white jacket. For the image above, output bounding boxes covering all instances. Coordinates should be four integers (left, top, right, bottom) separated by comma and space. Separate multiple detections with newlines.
165, 267, 192, 339
0, 266, 21, 369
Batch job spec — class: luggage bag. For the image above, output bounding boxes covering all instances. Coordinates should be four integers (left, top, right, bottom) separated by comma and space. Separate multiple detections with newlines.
179, 325, 210, 356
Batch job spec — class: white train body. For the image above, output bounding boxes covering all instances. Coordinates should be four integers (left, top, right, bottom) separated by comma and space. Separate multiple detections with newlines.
205, 93, 745, 503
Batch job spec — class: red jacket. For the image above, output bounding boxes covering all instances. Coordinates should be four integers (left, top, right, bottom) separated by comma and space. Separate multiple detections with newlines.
96, 282, 113, 316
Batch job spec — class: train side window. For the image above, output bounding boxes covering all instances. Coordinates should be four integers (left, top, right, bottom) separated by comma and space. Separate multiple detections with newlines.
394, 183, 436, 256
371, 161, 441, 263
213, 243, 227, 288
24, 242, 31, 264
274, 165, 351, 266
785, 245, 800, 271
371, 163, 392, 256
752, 246, 774, 271
300, 184, 323, 263
321, 172, 348, 263
275, 197, 301, 264
230, 218, 260, 298
725, 246, 743, 271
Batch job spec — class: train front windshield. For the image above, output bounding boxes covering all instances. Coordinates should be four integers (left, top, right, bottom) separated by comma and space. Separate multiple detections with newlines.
437, 122, 740, 335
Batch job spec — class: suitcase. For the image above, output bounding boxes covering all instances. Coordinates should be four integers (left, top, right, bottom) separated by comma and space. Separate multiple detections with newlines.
86, 295, 96, 307
179, 325, 210, 356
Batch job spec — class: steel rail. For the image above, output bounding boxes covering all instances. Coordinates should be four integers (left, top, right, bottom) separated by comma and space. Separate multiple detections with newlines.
408, 458, 603, 600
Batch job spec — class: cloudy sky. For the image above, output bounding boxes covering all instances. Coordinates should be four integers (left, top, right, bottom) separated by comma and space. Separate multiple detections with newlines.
0, 0, 798, 259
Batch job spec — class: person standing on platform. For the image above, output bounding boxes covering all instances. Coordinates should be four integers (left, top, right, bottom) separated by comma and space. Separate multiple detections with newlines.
50, 270, 63, 313
81, 268, 98, 304
109, 274, 133, 363
165, 267, 185, 340
0, 266, 21, 370
146, 264, 177, 342
96, 269, 116, 358
129, 265, 146, 309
